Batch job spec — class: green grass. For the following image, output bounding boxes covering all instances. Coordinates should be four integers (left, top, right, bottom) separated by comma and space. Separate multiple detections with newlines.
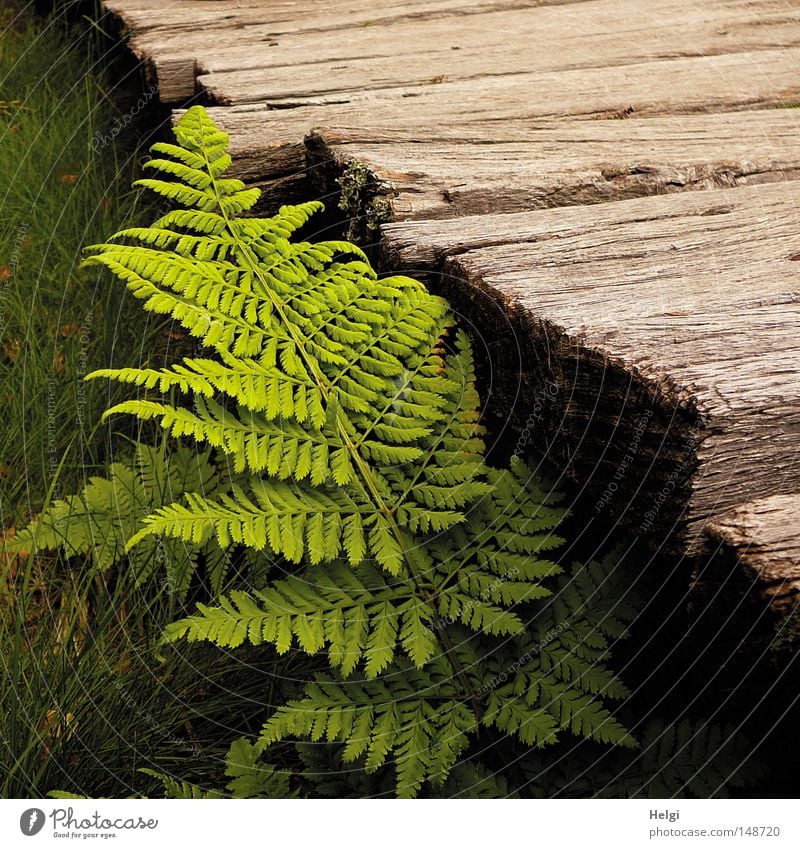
0, 3, 163, 525
0, 548, 268, 797
0, 5, 273, 798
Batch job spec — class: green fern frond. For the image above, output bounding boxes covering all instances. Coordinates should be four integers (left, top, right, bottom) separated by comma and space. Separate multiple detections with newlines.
163, 562, 414, 675
438, 761, 517, 798
296, 743, 396, 797
85, 110, 474, 575
127, 480, 372, 565
76, 105, 640, 798
221, 738, 295, 799
139, 770, 221, 799
476, 554, 641, 751
258, 661, 477, 798
140, 739, 293, 799
3, 444, 233, 595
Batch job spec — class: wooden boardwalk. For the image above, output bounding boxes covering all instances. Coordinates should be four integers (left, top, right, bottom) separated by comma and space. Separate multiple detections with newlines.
103, 0, 800, 612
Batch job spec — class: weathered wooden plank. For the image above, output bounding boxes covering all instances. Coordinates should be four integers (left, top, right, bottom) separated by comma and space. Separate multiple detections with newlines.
196, 39, 800, 186
383, 181, 800, 564
198, 0, 800, 73
707, 495, 800, 610
307, 110, 800, 219
101, 0, 800, 613
195, 0, 800, 104
105, 0, 800, 106
105, 0, 590, 103
105, 0, 581, 36
382, 176, 800, 268
114, 0, 800, 215
203, 47, 800, 111
153, 56, 196, 102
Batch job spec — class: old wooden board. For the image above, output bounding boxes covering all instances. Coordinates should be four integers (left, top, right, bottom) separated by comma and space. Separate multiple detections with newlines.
198, 40, 800, 166
105, 0, 800, 107
707, 495, 800, 611
384, 181, 800, 574
99, 0, 800, 610
103, 0, 800, 182
306, 111, 800, 218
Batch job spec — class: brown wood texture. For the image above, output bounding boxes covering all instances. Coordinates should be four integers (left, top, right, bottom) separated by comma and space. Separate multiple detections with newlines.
101, 0, 800, 611
307, 112, 800, 218
707, 495, 800, 610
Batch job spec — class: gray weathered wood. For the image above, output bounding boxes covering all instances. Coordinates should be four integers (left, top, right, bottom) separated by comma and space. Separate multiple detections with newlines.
100, 0, 800, 611
385, 181, 800, 564
106, 0, 800, 106
196, 0, 800, 105
307, 110, 800, 218
198, 46, 800, 146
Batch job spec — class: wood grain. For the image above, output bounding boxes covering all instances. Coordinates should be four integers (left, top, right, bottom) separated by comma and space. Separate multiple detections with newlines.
385, 182, 800, 562
708, 495, 800, 610
100, 0, 800, 611
106, 0, 800, 106
197, 47, 800, 141
308, 110, 800, 218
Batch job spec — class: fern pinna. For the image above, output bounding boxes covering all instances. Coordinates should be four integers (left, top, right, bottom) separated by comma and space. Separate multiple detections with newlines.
4, 444, 240, 596
58, 106, 637, 795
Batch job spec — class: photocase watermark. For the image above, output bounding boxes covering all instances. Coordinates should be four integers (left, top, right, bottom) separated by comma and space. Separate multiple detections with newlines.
90, 82, 159, 151
20, 808, 45, 836
19, 806, 158, 837
115, 681, 199, 757
0, 221, 29, 337
639, 432, 700, 533
478, 619, 572, 696
75, 310, 94, 430
512, 379, 559, 457
46, 376, 61, 501
593, 408, 653, 514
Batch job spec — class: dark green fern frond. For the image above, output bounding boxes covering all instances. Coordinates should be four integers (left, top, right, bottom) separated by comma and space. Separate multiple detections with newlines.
139, 771, 221, 800
258, 660, 477, 799
141, 739, 293, 799
437, 761, 517, 799
296, 743, 397, 798
517, 718, 762, 798
477, 554, 641, 751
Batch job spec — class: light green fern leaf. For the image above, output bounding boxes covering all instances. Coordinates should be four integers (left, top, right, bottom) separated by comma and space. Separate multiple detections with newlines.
76, 105, 641, 799
85, 107, 486, 573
